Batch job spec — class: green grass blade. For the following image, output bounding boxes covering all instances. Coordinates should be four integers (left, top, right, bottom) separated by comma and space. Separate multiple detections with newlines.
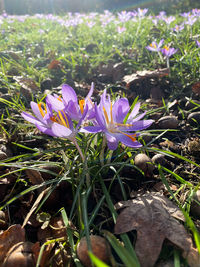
88, 252, 110, 267
104, 231, 140, 267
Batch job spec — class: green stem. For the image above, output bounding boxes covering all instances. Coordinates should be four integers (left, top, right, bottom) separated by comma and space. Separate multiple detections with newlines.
100, 135, 107, 167
167, 57, 171, 76
73, 138, 90, 187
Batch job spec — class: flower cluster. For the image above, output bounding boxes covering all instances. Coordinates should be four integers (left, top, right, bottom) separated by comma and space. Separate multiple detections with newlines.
22, 84, 153, 150
146, 39, 164, 52
146, 40, 178, 58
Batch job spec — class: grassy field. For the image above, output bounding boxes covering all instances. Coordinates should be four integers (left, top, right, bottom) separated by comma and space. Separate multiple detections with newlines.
0, 8, 200, 267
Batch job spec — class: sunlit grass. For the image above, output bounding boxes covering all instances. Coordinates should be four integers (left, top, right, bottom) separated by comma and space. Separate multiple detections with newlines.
0, 9, 200, 266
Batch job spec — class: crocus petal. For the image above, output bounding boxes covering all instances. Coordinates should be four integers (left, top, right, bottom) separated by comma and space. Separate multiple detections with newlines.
100, 90, 111, 120
86, 82, 94, 100
118, 119, 154, 132
116, 133, 142, 148
76, 103, 89, 129
105, 132, 118, 150
51, 122, 73, 138
46, 95, 65, 111
35, 123, 55, 137
112, 98, 130, 123
62, 84, 77, 105
127, 103, 140, 121
158, 39, 164, 47
67, 100, 80, 121
146, 46, 157, 52
81, 125, 103, 133
30, 101, 44, 121
21, 111, 42, 125
95, 103, 106, 128
127, 111, 146, 124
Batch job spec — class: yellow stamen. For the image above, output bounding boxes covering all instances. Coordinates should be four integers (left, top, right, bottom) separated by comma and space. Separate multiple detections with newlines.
57, 96, 62, 102
38, 103, 46, 117
79, 99, 85, 114
103, 106, 109, 124
150, 43, 157, 48
62, 111, 69, 128
164, 45, 169, 50
58, 111, 68, 127
110, 103, 114, 124
56, 114, 63, 125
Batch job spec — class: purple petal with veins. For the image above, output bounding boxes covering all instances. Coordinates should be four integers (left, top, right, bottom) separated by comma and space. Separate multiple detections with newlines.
46, 94, 65, 111
105, 133, 118, 150
62, 84, 77, 106
30, 101, 44, 121
51, 123, 73, 138
112, 98, 130, 123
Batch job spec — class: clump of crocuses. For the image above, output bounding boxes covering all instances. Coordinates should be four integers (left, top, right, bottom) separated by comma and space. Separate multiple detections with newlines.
21, 84, 154, 151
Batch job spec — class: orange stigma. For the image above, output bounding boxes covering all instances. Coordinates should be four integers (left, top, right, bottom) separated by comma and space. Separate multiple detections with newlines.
79, 99, 85, 114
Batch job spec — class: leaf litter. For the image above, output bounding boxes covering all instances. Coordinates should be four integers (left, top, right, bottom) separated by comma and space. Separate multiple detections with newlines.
114, 192, 200, 267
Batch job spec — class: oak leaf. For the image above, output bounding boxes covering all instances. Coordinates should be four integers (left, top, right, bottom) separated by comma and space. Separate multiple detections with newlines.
114, 192, 200, 267
0, 224, 25, 265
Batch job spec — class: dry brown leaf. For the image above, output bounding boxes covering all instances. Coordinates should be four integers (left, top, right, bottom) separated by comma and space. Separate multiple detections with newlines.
0, 224, 25, 265
32, 241, 71, 267
123, 68, 169, 87
32, 242, 55, 267
114, 192, 199, 267
192, 81, 200, 95
25, 169, 44, 185
48, 59, 62, 69
13, 76, 40, 91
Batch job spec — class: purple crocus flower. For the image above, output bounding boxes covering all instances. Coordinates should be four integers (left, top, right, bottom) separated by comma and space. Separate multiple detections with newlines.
21, 98, 88, 141
146, 39, 164, 52
117, 26, 126, 34
86, 21, 96, 28
161, 45, 178, 58
162, 16, 175, 25
192, 9, 200, 17
46, 83, 95, 121
137, 8, 148, 17
185, 16, 197, 26
118, 11, 132, 22
83, 90, 154, 150
158, 11, 166, 18
172, 24, 184, 33
196, 40, 200, 48
181, 12, 191, 18
21, 100, 55, 137
49, 104, 88, 140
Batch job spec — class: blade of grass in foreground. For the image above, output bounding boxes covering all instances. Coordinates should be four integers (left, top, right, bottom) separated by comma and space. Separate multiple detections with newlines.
103, 231, 140, 267
148, 147, 200, 168
61, 208, 83, 267
99, 175, 140, 266
158, 165, 200, 253
88, 252, 110, 267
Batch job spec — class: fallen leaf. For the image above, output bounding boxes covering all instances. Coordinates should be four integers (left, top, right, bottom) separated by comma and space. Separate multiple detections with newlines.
25, 169, 45, 185
13, 76, 40, 91
32, 242, 55, 267
48, 59, 62, 69
0, 224, 25, 265
123, 68, 169, 87
114, 192, 199, 267
192, 81, 200, 95
3, 242, 36, 266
